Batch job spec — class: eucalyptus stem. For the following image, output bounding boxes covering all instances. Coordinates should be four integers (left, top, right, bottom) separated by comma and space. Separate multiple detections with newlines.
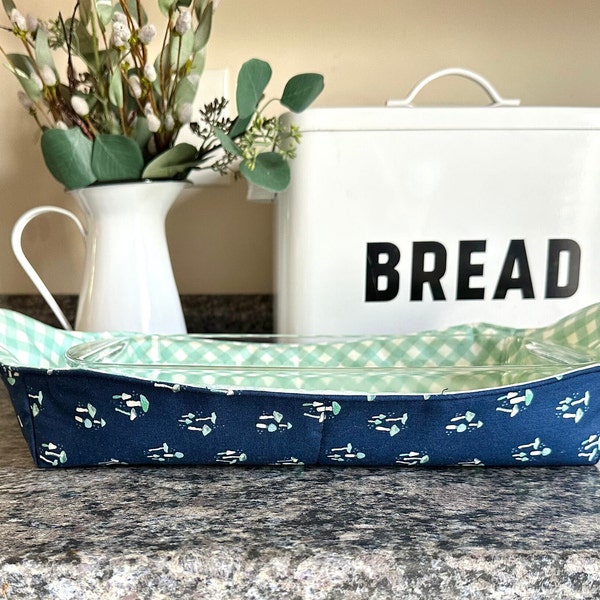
30, 107, 46, 129
166, 35, 184, 113
118, 104, 127, 133
158, 9, 174, 113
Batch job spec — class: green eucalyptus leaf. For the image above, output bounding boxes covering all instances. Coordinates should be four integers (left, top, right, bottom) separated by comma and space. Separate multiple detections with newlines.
239, 152, 290, 192
236, 59, 272, 119
158, 0, 177, 17
65, 18, 97, 61
91, 134, 144, 181
41, 128, 96, 190
5, 54, 42, 101
108, 68, 123, 107
153, 53, 166, 96
142, 143, 198, 179
94, 0, 114, 27
188, 49, 206, 78
78, 0, 93, 25
131, 116, 151, 149
1, 0, 15, 17
172, 53, 205, 107
15, 74, 42, 102
281, 73, 324, 113
34, 28, 57, 75
193, 3, 212, 52
174, 75, 198, 105
213, 128, 242, 157
228, 114, 252, 140
170, 29, 194, 70
6, 53, 35, 76
193, 0, 212, 20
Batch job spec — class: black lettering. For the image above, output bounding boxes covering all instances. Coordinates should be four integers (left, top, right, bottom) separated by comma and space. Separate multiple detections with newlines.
545, 239, 580, 298
411, 241, 447, 301
493, 239, 534, 299
365, 242, 400, 302
457, 240, 486, 300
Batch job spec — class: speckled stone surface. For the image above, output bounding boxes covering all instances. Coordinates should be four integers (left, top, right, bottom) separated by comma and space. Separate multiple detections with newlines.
1, 295, 600, 598
1, 389, 600, 600
0, 294, 273, 333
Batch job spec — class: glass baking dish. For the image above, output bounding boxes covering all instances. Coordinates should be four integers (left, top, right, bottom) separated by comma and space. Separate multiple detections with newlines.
64, 332, 599, 395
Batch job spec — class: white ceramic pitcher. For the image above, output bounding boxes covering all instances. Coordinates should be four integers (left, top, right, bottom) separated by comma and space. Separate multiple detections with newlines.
11, 180, 188, 333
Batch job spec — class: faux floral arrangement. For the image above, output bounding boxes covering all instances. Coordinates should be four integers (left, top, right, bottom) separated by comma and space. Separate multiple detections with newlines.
0, 0, 324, 191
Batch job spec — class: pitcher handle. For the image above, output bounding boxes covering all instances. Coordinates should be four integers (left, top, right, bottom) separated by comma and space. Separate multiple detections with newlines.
11, 206, 86, 331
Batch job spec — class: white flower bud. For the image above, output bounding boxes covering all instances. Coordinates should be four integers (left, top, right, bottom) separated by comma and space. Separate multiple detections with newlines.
143, 102, 161, 131
55, 121, 68, 130
112, 21, 130, 39
17, 91, 33, 110
113, 11, 137, 30
25, 14, 38, 33
146, 113, 161, 132
40, 65, 57, 87
176, 102, 193, 124
164, 112, 175, 131
111, 21, 130, 50
138, 24, 156, 45
128, 75, 142, 99
71, 95, 90, 117
111, 31, 129, 50
143, 63, 157, 83
174, 9, 192, 35
10, 8, 27, 31
112, 20, 127, 33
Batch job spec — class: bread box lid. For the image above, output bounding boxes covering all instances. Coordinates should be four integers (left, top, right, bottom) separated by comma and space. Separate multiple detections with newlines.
287, 68, 600, 132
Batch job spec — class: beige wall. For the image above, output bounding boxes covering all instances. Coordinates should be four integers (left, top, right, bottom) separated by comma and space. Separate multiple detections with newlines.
2, 0, 600, 294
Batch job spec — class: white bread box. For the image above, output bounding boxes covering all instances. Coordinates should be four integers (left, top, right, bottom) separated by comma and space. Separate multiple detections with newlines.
275, 69, 600, 334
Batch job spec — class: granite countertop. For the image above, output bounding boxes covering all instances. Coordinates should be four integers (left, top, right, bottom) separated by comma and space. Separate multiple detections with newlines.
0, 388, 599, 599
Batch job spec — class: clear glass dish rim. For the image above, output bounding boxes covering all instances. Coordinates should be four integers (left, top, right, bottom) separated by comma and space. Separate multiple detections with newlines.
64, 333, 599, 374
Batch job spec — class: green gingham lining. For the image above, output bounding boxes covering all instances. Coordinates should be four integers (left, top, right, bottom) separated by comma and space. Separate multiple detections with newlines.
73, 331, 529, 368
64, 334, 597, 394
0, 310, 118, 368
2, 305, 600, 394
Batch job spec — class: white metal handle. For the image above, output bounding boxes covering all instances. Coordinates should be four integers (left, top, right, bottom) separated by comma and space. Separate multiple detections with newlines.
386, 68, 521, 108
11, 206, 86, 331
